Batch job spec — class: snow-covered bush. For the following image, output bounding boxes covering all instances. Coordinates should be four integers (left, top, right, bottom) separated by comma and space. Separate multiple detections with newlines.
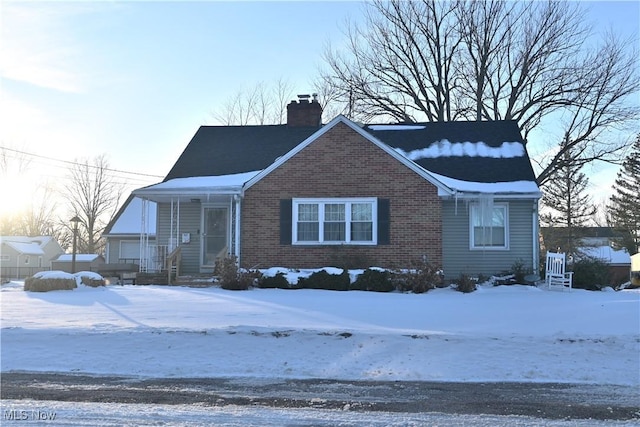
76, 271, 106, 287
297, 269, 350, 291
257, 272, 291, 289
351, 268, 394, 292
24, 271, 77, 292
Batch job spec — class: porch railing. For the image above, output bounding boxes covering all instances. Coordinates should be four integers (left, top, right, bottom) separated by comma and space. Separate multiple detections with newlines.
140, 245, 169, 273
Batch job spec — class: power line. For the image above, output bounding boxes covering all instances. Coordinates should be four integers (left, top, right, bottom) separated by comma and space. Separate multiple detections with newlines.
0, 146, 165, 179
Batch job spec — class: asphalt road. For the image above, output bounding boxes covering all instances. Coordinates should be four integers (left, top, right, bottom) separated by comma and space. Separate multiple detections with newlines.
1, 372, 639, 422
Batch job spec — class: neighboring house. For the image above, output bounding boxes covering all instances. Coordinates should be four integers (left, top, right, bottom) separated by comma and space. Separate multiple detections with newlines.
631, 253, 640, 287
133, 96, 541, 281
51, 254, 105, 273
541, 226, 631, 252
0, 236, 65, 280
102, 195, 157, 267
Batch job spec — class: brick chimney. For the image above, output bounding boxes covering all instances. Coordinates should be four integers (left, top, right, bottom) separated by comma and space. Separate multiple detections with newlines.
287, 93, 322, 127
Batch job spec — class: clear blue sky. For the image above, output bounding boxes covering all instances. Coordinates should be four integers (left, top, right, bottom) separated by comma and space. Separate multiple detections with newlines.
1, 1, 638, 213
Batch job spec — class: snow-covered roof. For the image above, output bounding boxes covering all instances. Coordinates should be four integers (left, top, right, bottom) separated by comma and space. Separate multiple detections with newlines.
55, 254, 103, 262
367, 124, 427, 131
135, 171, 260, 199
136, 117, 540, 200
3, 241, 45, 255
133, 171, 260, 201
1, 236, 52, 246
581, 246, 631, 265
107, 197, 157, 235
428, 171, 540, 196
394, 140, 525, 160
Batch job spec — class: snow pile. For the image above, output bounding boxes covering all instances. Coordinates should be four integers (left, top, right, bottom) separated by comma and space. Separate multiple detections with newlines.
30, 270, 105, 287
2, 281, 638, 386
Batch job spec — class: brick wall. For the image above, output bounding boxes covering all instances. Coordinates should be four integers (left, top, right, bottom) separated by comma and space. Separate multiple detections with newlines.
241, 121, 442, 269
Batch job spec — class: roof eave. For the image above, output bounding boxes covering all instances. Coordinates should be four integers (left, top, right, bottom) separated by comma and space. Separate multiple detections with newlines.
243, 115, 456, 196
439, 190, 543, 199
133, 186, 243, 200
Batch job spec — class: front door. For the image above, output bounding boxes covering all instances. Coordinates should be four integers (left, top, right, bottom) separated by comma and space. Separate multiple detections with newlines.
202, 207, 229, 267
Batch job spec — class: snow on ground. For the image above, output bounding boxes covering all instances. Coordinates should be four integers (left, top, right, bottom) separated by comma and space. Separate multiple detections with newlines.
1, 280, 639, 386
2, 399, 638, 427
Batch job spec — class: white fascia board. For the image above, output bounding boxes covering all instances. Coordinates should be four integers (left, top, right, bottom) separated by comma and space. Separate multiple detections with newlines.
134, 186, 243, 196
242, 115, 455, 196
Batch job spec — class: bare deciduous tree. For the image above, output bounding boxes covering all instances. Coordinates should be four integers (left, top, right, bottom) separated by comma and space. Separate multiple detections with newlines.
321, 0, 463, 123
321, 0, 639, 187
17, 184, 61, 238
64, 154, 124, 255
211, 79, 296, 126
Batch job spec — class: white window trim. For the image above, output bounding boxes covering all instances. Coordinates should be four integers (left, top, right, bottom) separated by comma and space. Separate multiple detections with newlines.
469, 202, 509, 250
292, 198, 378, 245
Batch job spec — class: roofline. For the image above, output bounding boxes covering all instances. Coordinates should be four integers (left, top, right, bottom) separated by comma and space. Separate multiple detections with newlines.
243, 115, 455, 195
134, 186, 244, 198
440, 191, 542, 199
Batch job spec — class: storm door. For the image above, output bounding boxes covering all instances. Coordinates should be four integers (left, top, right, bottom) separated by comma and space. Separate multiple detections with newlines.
202, 207, 229, 267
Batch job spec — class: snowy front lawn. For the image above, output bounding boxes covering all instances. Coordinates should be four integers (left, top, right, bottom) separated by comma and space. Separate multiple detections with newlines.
1, 281, 638, 386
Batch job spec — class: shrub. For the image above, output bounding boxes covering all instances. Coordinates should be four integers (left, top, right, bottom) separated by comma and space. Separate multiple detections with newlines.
351, 269, 394, 292
393, 258, 442, 294
77, 273, 106, 287
298, 269, 350, 291
258, 272, 291, 289
510, 259, 531, 284
24, 272, 77, 292
214, 256, 260, 290
454, 274, 477, 293
572, 257, 610, 290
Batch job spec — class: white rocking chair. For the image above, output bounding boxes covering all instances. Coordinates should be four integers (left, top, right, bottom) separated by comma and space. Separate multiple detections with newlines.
545, 252, 573, 291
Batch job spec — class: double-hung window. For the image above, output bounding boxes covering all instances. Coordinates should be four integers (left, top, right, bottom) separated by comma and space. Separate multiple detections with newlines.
469, 203, 508, 249
293, 198, 376, 244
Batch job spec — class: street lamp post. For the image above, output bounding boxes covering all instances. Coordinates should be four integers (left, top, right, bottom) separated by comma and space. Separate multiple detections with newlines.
70, 216, 81, 274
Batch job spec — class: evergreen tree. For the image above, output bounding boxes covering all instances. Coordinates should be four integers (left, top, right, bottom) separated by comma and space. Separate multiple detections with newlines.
609, 135, 640, 254
541, 135, 597, 254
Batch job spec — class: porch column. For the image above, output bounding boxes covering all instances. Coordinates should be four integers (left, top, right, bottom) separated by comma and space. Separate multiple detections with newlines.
139, 198, 150, 272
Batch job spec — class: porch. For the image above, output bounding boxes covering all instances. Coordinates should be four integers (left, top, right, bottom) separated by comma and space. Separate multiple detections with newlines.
132, 173, 256, 282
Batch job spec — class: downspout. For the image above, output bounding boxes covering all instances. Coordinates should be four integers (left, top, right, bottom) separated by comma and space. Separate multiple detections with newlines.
170, 199, 175, 251
533, 199, 540, 276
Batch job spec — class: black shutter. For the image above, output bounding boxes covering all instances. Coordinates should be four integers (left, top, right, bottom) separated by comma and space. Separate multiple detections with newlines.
280, 199, 292, 245
377, 198, 390, 245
